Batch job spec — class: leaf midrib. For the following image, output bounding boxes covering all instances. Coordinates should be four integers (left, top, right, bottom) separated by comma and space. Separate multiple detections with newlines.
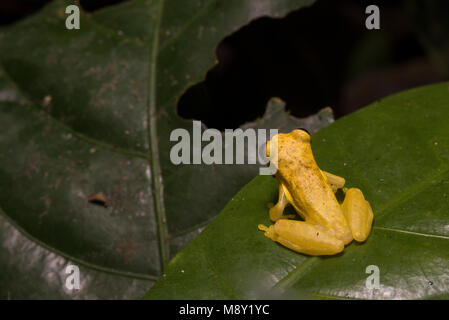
0, 1, 172, 280
0, 61, 162, 280
91, 0, 218, 52
147, 0, 170, 271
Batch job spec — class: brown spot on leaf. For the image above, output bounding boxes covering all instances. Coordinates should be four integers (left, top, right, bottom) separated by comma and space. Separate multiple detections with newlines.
25, 153, 41, 178
115, 239, 138, 263
88, 192, 108, 208
53, 177, 64, 189
38, 195, 51, 219
42, 95, 52, 111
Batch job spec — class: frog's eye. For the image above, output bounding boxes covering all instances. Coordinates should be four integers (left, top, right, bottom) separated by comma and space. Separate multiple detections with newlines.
297, 128, 311, 136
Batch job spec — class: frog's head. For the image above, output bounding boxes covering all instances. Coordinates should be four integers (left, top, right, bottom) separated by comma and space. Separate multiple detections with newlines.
266, 128, 311, 158
292, 128, 311, 143
265, 128, 313, 176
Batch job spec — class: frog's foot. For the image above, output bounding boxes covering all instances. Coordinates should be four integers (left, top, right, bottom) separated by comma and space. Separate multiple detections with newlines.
258, 220, 344, 256
321, 170, 345, 193
341, 188, 374, 242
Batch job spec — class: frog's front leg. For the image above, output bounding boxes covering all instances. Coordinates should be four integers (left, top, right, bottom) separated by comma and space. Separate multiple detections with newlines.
269, 183, 295, 221
341, 188, 374, 242
258, 220, 344, 256
321, 170, 345, 193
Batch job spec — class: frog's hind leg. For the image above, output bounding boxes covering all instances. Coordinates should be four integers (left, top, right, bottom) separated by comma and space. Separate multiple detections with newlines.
258, 220, 344, 256
341, 188, 374, 242
269, 183, 295, 222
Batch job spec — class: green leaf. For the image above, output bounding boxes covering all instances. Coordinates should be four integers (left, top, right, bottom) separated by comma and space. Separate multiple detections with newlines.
0, 0, 321, 299
145, 82, 449, 300
0, 210, 152, 299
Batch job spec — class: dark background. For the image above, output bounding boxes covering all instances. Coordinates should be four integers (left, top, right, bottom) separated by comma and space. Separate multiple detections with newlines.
1, 0, 448, 129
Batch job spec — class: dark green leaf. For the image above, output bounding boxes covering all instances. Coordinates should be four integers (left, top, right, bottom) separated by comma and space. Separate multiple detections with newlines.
145, 82, 449, 300
0, 0, 320, 298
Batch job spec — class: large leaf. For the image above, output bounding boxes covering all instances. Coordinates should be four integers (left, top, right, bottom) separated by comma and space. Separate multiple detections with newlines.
0, 0, 325, 299
145, 82, 449, 300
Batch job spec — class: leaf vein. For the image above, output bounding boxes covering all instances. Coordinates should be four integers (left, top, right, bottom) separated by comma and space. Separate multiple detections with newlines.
0, 207, 158, 281
374, 226, 449, 240
0, 63, 149, 160
148, 0, 170, 271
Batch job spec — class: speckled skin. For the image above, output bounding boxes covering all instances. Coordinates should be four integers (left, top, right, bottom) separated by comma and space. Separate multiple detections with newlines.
259, 129, 373, 256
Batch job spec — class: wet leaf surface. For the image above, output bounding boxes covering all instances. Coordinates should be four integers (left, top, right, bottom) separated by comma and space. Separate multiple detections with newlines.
145, 82, 449, 300
0, 0, 322, 298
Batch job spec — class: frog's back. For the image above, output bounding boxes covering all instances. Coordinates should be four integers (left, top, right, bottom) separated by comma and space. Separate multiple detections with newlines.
275, 132, 352, 243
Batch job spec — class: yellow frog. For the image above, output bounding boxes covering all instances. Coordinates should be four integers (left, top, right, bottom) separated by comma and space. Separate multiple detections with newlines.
258, 129, 373, 256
